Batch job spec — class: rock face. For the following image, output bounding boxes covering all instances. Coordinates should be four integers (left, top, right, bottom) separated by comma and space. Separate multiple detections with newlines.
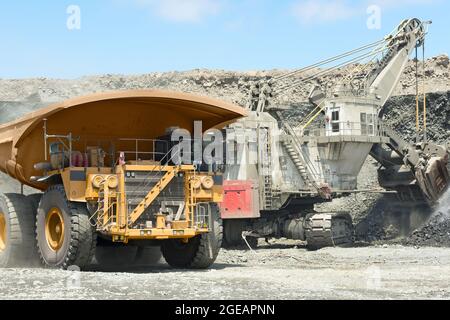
382, 91, 450, 144
0, 55, 449, 246
0, 55, 449, 122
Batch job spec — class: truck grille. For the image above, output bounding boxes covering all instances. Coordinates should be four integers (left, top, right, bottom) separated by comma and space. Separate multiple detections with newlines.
125, 170, 185, 226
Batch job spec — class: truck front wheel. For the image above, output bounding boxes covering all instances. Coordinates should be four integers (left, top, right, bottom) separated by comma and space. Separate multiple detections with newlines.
36, 185, 96, 270
161, 203, 223, 269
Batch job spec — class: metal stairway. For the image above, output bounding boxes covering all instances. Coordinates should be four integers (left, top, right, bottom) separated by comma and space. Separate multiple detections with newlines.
275, 111, 321, 193
91, 180, 117, 231
282, 140, 313, 188
258, 127, 274, 209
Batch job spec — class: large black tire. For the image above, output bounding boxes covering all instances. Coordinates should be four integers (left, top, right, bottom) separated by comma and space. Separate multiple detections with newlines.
27, 193, 45, 267
161, 203, 222, 269
27, 193, 43, 214
223, 219, 257, 248
0, 193, 37, 267
36, 185, 96, 269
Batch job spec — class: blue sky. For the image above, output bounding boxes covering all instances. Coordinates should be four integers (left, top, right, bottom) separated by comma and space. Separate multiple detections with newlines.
0, 0, 448, 79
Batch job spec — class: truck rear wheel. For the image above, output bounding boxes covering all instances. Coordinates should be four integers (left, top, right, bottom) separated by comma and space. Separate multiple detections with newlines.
0, 193, 37, 267
161, 203, 223, 269
36, 185, 96, 269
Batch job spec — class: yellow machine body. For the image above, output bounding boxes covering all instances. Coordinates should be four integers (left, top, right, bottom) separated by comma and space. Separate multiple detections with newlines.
55, 164, 223, 243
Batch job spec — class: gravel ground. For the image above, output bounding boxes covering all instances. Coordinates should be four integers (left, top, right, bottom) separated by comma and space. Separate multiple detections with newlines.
1, 241, 450, 300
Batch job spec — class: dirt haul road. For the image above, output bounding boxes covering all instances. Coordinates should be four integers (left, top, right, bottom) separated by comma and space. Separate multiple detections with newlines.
1, 240, 450, 300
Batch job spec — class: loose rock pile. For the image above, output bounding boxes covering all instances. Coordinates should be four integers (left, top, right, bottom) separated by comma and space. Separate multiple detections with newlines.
404, 212, 450, 247
404, 190, 450, 247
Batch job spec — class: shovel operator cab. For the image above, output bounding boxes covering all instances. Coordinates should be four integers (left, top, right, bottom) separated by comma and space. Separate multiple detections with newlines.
0, 90, 246, 269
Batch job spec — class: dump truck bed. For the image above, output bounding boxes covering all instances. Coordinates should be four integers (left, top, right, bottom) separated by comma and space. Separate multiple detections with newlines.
0, 90, 246, 189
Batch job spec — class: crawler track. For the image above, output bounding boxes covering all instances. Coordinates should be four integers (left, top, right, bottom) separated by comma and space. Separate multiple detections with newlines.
305, 213, 354, 250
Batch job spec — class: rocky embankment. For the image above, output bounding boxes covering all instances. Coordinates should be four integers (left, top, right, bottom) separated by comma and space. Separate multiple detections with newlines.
0, 55, 449, 120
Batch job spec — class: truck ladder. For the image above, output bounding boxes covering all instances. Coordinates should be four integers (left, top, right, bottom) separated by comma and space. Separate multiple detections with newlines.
260, 127, 274, 209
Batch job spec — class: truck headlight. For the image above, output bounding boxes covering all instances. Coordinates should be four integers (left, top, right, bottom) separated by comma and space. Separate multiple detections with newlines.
201, 176, 214, 189
107, 175, 119, 189
191, 177, 202, 189
92, 175, 104, 188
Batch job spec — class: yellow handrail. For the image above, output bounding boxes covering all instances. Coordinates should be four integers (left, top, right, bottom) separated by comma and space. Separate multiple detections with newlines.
302, 101, 326, 130
300, 104, 321, 126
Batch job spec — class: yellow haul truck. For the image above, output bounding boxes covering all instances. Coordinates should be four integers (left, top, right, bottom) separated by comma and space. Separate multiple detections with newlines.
0, 90, 246, 269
